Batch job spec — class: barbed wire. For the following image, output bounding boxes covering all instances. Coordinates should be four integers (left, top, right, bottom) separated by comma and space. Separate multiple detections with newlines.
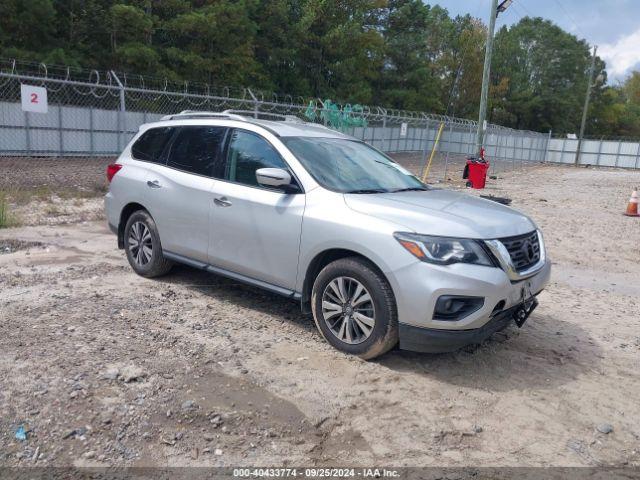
553, 134, 640, 142
0, 57, 548, 133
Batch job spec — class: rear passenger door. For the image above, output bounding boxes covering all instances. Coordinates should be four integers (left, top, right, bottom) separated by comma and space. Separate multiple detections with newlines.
120, 126, 175, 221
208, 129, 305, 291
145, 125, 227, 263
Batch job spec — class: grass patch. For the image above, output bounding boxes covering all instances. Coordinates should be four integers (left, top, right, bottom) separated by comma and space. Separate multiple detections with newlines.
44, 205, 64, 217
0, 193, 20, 228
5, 185, 52, 205
0, 183, 105, 228
0, 183, 107, 206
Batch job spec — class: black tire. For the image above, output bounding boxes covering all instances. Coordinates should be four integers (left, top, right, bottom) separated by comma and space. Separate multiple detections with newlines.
311, 257, 398, 360
123, 210, 173, 278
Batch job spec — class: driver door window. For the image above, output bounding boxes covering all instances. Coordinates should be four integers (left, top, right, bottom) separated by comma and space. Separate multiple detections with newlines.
225, 130, 289, 187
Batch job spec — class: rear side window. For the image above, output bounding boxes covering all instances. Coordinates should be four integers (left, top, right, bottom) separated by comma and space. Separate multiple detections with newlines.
226, 130, 288, 187
166, 126, 226, 177
131, 127, 174, 163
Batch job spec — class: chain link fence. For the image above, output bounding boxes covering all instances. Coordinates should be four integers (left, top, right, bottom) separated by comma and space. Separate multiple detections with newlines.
0, 59, 551, 197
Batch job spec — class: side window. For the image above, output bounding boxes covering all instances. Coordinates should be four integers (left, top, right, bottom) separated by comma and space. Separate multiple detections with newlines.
131, 127, 174, 163
166, 126, 226, 177
226, 130, 289, 187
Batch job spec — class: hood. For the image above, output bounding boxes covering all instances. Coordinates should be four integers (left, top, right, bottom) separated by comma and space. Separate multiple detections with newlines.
344, 189, 536, 239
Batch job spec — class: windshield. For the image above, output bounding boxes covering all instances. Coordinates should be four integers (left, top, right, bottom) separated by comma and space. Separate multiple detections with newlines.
282, 137, 427, 193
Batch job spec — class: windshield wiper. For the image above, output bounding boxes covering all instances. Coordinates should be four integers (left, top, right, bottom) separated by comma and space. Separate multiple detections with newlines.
388, 187, 429, 193
345, 188, 389, 194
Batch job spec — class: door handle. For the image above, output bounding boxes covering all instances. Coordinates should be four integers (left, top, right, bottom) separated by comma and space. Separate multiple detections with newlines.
214, 196, 232, 207
147, 180, 161, 188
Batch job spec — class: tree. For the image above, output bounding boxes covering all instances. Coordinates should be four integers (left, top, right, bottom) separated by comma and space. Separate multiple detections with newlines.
377, 0, 449, 112
162, 1, 261, 85
441, 15, 485, 118
624, 71, 640, 105
590, 72, 640, 137
294, 0, 386, 104
0, 0, 56, 60
251, 0, 308, 94
490, 17, 606, 134
0, 1, 637, 137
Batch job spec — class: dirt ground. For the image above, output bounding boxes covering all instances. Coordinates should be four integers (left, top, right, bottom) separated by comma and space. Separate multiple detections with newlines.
1, 164, 640, 469
0, 157, 112, 191
0, 157, 109, 228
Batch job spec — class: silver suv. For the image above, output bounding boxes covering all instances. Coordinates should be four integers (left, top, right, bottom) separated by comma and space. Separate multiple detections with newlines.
105, 110, 550, 359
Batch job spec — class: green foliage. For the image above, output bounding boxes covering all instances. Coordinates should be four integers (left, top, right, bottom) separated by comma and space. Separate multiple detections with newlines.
0, 194, 6, 228
0, 0, 56, 53
114, 43, 161, 73
590, 73, 640, 137
491, 17, 597, 133
110, 4, 153, 47
0, 1, 637, 136
0, 192, 17, 229
380, 1, 449, 111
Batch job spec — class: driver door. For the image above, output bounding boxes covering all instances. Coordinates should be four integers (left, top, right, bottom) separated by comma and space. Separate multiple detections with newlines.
208, 129, 305, 291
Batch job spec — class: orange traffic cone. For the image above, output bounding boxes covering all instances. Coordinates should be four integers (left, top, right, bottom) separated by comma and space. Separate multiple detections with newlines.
624, 189, 639, 217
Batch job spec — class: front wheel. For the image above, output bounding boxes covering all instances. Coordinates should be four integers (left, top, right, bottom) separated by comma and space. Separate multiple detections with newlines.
124, 210, 173, 278
311, 257, 398, 360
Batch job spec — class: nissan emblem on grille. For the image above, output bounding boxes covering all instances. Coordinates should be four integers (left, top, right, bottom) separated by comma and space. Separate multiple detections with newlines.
500, 232, 540, 271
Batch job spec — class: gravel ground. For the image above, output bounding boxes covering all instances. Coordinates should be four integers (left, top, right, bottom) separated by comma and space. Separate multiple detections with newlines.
0, 156, 109, 227
0, 157, 112, 191
1, 165, 640, 469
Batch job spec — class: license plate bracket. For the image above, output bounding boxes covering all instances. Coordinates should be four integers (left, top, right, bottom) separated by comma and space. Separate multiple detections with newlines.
513, 297, 537, 327
513, 282, 538, 328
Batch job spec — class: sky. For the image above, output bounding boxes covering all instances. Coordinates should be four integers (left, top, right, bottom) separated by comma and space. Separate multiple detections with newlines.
434, 0, 640, 83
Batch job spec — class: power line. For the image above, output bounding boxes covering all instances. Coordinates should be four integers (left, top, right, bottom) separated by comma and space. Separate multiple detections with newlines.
513, 0, 535, 18
510, 3, 529, 19
444, 1, 487, 117
496, 0, 589, 43
496, 5, 516, 25
551, 0, 589, 40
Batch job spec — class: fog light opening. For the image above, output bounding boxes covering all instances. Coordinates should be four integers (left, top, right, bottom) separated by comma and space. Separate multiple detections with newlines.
433, 295, 484, 321
492, 300, 506, 315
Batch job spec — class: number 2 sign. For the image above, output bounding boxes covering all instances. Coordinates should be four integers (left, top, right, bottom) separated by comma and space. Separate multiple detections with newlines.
21, 84, 48, 114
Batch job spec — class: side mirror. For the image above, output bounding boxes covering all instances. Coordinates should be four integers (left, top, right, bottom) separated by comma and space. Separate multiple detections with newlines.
256, 168, 299, 193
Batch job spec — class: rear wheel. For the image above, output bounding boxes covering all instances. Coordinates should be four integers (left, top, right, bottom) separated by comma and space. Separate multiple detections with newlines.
124, 210, 173, 278
311, 257, 398, 360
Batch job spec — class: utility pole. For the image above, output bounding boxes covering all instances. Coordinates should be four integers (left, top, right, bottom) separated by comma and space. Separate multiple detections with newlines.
475, 0, 501, 157
574, 45, 598, 166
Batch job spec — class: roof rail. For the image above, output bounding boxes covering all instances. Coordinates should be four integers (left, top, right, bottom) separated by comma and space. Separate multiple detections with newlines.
160, 110, 248, 121
222, 110, 305, 124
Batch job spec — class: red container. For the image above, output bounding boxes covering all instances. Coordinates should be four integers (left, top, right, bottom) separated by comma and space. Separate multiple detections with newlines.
465, 159, 490, 189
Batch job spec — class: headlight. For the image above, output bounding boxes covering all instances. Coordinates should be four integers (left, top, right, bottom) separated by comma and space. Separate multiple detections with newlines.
394, 232, 494, 266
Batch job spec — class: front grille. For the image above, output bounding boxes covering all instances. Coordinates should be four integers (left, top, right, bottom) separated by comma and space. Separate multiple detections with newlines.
499, 231, 540, 271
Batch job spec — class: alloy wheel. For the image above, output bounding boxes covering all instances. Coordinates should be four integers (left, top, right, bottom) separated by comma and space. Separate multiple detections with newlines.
128, 221, 153, 266
321, 276, 376, 345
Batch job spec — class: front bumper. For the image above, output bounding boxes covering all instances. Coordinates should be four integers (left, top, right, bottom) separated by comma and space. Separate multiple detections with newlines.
389, 258, 550, 328
398, 301, 536, 353
387, 256, 551, 352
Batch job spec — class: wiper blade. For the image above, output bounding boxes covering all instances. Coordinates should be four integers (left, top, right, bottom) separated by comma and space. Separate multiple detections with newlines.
389, 187, 429, 193
345, 188, 389, 194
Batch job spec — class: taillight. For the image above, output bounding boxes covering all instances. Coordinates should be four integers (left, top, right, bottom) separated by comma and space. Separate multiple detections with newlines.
106, 163, 123, 183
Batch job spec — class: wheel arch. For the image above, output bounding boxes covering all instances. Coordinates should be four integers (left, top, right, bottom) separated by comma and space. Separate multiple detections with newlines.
117, 202, 148, 249
300, 248, 390, 314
